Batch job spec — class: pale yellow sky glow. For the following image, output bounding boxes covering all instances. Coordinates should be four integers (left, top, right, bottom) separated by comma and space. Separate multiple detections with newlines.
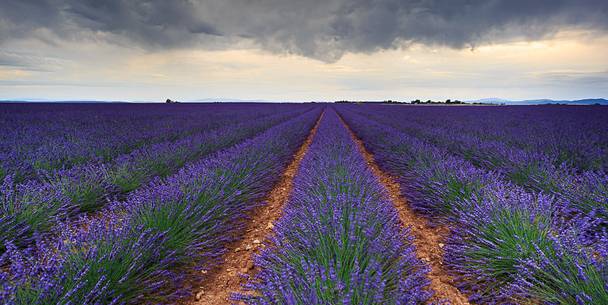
1, 30, 607, 102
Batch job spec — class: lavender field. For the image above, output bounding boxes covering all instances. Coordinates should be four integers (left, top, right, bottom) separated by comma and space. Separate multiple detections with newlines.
1, 103, 607, 305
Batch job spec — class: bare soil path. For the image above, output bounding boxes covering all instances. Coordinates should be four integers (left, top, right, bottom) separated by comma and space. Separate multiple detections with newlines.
188, 110, 324, 305
338, 114, 471, 305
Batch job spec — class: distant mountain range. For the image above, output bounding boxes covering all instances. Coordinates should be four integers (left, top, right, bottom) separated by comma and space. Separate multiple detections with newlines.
468, 98, 608, 105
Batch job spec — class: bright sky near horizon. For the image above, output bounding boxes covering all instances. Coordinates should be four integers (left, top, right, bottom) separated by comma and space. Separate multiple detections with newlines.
1, 1, 607, 102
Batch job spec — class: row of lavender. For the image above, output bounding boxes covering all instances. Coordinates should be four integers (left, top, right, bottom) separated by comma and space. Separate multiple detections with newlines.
1, 105, 309, 254
1, 103, 294, 182
237, 109, 431, 304
349, 105, 608, 173
347, 105, 608, 247
0, 107, 322, 304
336, 105, 607, 304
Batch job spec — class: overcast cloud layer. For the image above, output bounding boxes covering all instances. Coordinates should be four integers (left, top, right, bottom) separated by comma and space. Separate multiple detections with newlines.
1, 1, 608, 101
2, 0, 608, 62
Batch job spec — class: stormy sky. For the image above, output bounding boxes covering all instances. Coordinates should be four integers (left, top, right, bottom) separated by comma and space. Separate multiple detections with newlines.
1, 0, 607, 101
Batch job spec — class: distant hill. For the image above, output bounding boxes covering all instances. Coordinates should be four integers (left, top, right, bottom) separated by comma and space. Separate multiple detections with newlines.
468, 98, 608, 105
468, 98, 512, 104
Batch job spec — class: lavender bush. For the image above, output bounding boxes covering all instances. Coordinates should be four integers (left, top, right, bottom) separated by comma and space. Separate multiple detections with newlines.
1, 107, 322, 304
1, 103, 288, 182
0, 106, 310, 254
237, 109, 431, 304
346, 105, 608, 244
336, 105, 608, 304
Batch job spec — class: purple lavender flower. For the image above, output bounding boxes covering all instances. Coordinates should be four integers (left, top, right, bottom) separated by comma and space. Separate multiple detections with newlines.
237, 109, 431, 304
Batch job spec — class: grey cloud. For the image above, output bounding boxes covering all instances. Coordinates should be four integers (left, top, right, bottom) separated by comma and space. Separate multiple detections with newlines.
65, 0, 222, 45
0, 51, 65, 71
538, 71, 608, 86
1, 0, 607, 61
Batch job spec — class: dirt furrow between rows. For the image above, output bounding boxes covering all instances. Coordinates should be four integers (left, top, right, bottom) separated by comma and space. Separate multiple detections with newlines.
338, 114, 471, 305
188, 110, 324, 305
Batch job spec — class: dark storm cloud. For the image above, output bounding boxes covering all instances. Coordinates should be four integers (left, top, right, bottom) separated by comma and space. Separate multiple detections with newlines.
65, 0, 221, 44
1, 0, 607, 61
0, 0, 222, 47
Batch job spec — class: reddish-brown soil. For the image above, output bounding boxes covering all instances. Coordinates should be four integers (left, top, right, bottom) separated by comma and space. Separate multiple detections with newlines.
339, 115, 471, 305
188, 111, 324, 305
